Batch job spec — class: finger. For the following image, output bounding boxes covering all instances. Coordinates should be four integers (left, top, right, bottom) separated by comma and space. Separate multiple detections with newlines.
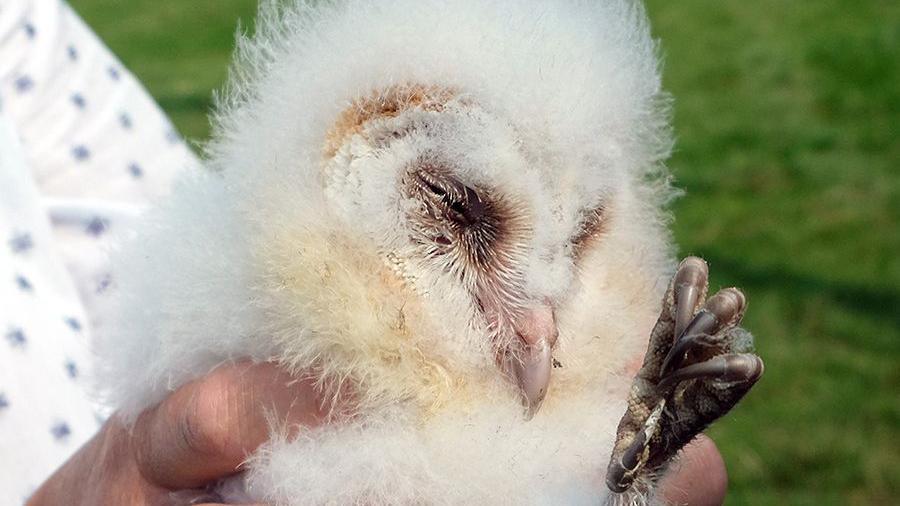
658, 435, 728, 506
133, 361, 330, 490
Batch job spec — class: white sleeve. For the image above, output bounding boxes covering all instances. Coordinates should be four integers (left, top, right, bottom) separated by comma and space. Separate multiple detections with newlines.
0, 0, 202, 501
0, 112, 100, 505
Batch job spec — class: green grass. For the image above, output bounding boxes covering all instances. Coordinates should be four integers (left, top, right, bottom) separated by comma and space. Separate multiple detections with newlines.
71, 0, 259, 138
71, 0, 899, 503
646, 2, 900, 503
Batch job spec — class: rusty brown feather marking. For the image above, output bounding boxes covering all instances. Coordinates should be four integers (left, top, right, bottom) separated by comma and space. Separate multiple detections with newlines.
324, 84, 458, 158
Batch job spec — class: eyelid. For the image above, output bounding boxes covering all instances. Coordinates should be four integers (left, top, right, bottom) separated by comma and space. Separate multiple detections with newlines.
571, 205, 608, 254
413, 167, 486, 227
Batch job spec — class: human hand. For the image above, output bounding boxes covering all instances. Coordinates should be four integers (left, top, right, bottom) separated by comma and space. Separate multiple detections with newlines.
27, 362, 328, 506
27, 360, 725, 506
658, 434, 728, 506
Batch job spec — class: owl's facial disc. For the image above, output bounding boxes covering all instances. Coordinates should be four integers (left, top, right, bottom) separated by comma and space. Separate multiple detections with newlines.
323, 84, 572, 416
405, 161, 558, 416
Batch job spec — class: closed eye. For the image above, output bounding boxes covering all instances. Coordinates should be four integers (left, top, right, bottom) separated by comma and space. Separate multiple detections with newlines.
571, 205, 608, 255
415, 169, 486, 227
422, 179, 447, 197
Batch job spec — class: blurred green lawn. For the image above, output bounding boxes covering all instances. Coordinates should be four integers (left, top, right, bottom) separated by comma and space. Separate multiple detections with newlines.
71, 0, 899, 504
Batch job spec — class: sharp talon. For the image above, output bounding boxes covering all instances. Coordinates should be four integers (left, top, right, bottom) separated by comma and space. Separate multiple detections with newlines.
674, 284, 701, 340
660, 309, 719, 376
606, 429, 647, 493
661, 288, 747, 377
659, 330, 714, 378
620, 430, 647, 471
605, 470, 631, 494
659, 353, 764, 389
606, 400, 664, 493
673, 257, 708, 339
679, 307, 720, 340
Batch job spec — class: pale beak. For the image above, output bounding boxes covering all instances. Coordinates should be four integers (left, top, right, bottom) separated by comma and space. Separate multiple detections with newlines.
507, 304, 558, 418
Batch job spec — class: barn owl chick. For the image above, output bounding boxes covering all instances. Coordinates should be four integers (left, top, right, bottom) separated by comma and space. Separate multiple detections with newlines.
96, 0, 763, 504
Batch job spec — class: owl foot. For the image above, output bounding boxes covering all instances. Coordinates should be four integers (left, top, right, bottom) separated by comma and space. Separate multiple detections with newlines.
605, 257, 764, 496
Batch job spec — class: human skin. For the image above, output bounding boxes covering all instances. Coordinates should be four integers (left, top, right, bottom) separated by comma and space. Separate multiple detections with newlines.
27, 362, 726, 505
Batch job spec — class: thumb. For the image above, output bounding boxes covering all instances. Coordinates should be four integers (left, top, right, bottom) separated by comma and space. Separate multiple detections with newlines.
131, 361, 327, 490
658, 435, 728, 506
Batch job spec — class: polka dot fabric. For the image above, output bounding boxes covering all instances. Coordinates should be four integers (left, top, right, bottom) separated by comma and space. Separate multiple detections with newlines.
0, 1, 199, 502
0, 115, 99, 504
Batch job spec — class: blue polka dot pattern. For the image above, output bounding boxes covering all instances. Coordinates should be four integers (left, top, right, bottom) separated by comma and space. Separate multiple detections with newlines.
70, 93, 86, 109
8, 232, 34, 254
14, 75, 34, 93
15, 275, 32, 292
63, 317, 82, 332
95, 274, 112, 294
128, 162, 143, 178
50, 421, 71, 441
65, 360, 78, 379
5, 328, 26, 347
85, 217, 108, 236
71, 144, 90, 161
0, 3, 200, 500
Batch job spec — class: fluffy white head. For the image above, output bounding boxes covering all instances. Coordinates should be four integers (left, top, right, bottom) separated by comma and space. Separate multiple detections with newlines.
97, 0, 677, 503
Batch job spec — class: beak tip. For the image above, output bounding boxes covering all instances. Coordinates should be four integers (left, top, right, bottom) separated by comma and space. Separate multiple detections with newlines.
512, 337, 553, 419
522, 388, 547, 420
